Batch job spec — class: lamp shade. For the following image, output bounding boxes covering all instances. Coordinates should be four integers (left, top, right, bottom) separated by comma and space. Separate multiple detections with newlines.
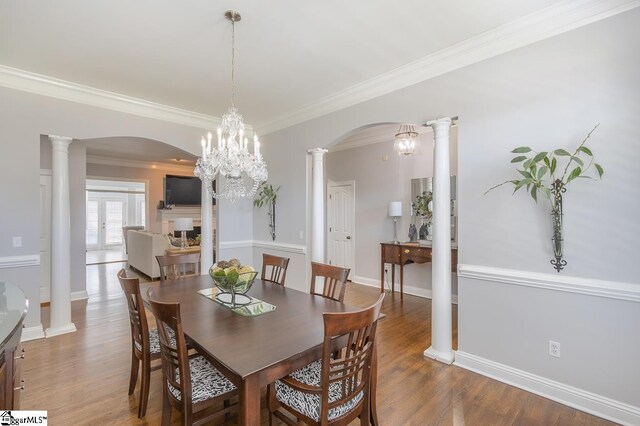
174, 218, 194, 231
388, 201, 402, 217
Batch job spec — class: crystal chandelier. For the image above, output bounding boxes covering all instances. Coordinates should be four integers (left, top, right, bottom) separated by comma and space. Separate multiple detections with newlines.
194, 10, 268, 201
394, 124, 419, 156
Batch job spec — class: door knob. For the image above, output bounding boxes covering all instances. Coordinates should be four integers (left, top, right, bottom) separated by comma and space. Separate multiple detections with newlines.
346, 236, 351, 239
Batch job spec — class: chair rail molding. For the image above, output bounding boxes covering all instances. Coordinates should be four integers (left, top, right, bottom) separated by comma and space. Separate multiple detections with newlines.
0, 255, 40, 269
457, 264, 640, 303
455, 351, 640, 426
220, 240, 306, 255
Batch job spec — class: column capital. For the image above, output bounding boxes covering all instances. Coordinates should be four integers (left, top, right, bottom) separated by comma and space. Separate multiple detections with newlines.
308, 147, 328, 157
49, 135, 73, 148
426, 117, 453, 128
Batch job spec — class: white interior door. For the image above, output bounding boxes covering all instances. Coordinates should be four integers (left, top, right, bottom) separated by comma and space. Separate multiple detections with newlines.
39, 172, 51, 303
87, 196, 127, 250
327, 182, 355, 274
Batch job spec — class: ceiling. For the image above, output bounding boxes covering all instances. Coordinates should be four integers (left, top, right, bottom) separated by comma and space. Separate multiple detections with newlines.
0, 0, 562, 130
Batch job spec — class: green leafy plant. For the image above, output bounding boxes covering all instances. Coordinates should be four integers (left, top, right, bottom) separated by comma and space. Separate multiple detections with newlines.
485, 124, 603, 203
485, 125, 604, 272
253, 182, 280, 241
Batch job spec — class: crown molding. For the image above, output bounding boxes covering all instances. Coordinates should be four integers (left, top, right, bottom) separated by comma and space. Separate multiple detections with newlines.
86, 154, 196, 174
0, 64, 221, 129
256, 0, 640, 135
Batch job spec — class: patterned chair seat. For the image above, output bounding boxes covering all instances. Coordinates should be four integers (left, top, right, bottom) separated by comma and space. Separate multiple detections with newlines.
168, 356, 237, 404
134, 327, 176, 354
274, 360, 364, 422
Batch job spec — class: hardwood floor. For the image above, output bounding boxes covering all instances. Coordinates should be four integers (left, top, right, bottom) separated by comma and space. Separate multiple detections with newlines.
21, 262, 614, 425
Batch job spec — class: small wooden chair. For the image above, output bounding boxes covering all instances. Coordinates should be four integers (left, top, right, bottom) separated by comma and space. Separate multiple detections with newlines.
155, 252, 201, 283
146, 297, 238, 426
310, 262, 350, 302
269, 294, 384, 425
117, 269, 162, 418
261, 253, 290, 286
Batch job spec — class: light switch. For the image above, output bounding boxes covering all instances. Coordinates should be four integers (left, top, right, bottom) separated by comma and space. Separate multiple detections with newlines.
12, 236, 22, 248
298, 231, 304, 240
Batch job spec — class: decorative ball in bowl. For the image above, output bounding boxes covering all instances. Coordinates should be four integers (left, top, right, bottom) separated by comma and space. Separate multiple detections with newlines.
209, 258, 257, 306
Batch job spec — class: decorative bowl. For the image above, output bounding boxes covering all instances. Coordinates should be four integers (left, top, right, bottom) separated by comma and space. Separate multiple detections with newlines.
209, 263, 258, 306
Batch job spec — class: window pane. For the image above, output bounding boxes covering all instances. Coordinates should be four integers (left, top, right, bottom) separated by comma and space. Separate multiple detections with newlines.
86, 200, 99, 246
105, 201, 124, 245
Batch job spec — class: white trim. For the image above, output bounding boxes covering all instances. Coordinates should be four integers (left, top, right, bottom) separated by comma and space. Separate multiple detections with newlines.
45, 323, 77, 338
457, 264, 640, 303
353, 275, 458, 304
219, 240, 254, 250
0, 255, 40, 269
21, 324, 45, 342
253, 240, 307, 255
86, 155, 196, 174
455, 351, 640, 426
256, 0, 640, 135
71, 290, 89, 301
0, 64, 221, 129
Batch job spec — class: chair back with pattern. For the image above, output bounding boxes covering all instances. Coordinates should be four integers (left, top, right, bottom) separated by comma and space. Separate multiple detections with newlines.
156, 252, 201, 283
261, 253, 290, 286
320, 294, 384, 424
310, 262, 350, 302
146, 297, 193, 413
117, 269, 150, 357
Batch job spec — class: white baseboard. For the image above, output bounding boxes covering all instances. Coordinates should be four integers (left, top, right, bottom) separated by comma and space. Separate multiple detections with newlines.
455, 351, 640, 426
71, 290, 89, 301
353, 275, 458, 304
22, 324, 45, 342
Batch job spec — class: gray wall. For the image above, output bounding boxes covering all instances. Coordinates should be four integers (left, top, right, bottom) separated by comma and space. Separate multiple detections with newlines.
0, 85, 204, 329
256, 9, 640, 414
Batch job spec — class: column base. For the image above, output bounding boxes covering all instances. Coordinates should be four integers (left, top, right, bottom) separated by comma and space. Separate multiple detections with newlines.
424, 346, 455, 365
45, 323, 77, 338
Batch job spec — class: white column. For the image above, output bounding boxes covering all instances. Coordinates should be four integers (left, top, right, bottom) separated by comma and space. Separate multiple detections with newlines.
424, 117, 454, 364
200, 184, 214, 274
309, 148, 328, 263
46, 135, 76, 338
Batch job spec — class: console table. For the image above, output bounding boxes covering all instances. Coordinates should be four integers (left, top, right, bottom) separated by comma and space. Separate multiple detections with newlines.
380, 242, 458, 299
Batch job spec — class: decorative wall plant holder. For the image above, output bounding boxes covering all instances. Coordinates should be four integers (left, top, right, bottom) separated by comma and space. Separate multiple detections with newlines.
254, 182, 280, 241
486, 125, 604, 272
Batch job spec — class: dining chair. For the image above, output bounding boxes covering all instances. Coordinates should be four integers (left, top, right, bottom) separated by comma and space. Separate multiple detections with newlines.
155, 252, 201, 283
261, 253, 290, 286
310, 262, 350, 302
268, 293, 385, 425
117, 268, 163, 418
146, 297, 238, 426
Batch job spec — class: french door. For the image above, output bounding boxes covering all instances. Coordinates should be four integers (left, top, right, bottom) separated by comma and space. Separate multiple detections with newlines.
86, 196, 127, 250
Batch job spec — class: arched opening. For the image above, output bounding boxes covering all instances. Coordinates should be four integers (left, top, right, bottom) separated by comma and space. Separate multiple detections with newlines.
306, 119, 459, 355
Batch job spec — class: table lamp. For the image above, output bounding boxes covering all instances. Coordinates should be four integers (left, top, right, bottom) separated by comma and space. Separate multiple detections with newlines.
174, 218, 194, 250
388, 201, 402, 244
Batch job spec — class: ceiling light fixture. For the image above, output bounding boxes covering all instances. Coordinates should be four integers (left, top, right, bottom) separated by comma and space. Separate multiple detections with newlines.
394, 124, 419, 156
195, 10, 268, 201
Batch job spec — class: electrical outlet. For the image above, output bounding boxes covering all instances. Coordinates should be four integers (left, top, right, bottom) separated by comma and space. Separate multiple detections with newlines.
549, 340, 561, 358
12, 236, 22, 248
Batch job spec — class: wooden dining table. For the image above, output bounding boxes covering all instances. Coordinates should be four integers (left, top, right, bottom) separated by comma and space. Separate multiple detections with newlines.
145, 275, 379, 426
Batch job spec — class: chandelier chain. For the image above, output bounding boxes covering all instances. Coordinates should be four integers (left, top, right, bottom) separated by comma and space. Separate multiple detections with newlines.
231, 17, 236, 108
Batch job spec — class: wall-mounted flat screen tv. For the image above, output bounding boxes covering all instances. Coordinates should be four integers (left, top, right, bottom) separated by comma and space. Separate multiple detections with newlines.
164, 175, 211, 206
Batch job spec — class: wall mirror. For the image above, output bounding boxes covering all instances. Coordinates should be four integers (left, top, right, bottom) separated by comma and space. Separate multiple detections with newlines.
410, 176, 457, 243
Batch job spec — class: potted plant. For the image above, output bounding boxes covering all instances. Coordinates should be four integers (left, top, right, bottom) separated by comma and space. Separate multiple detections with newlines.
254, 182, 280, 241
486, 125, 604, 272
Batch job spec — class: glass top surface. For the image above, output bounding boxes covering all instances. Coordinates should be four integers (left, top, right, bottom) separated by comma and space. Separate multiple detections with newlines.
0, 281, 28, 347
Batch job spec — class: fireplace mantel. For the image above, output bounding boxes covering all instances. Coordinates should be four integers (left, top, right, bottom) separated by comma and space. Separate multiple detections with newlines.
159, 206, 216, 235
